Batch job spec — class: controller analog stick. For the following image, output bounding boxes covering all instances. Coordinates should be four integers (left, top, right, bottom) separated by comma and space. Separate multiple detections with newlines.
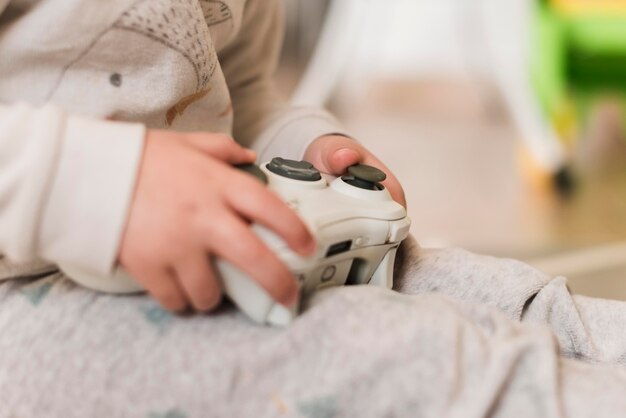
343, 164, 387, 190
267, 157, 322, 181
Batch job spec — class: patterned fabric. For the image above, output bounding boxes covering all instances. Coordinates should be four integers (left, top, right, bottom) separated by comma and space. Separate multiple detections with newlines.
200, 0, 233, 27
114, 0, 219, 91
1, 237, 625, 417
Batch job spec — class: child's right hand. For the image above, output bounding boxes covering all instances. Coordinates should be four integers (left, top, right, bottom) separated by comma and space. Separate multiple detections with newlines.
118, 130, 316, 313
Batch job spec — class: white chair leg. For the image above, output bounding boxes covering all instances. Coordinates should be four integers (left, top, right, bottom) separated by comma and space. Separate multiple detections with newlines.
478, 0, 567, 173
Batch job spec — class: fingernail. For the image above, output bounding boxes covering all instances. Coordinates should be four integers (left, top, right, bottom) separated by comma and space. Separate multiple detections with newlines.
331, 148, 361, 172
245, 149, 257, 159
335, 147, 359, 159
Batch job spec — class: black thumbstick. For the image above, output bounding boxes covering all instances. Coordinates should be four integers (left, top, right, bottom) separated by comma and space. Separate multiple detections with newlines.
235, 163, 268, 184
343, 164, 386, 190
266, 157, 322, 181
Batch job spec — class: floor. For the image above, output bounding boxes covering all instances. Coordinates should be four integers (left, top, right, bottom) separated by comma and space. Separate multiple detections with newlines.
276, 72, 626, 301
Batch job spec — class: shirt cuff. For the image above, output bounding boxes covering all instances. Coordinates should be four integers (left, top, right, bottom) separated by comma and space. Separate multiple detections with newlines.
254, 107, 351, 162
39, 115, 146, 275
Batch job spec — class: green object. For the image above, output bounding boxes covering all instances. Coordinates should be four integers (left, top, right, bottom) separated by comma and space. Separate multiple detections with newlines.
531, 1, 626, 141
532, 5, 566, 121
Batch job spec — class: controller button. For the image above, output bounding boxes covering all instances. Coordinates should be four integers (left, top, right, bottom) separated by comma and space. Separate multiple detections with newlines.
342, 164, 386, 190
326, 240, 352, 257
235, 163, 268, 184
321, 265, 337, 282
267, 157, 322, 181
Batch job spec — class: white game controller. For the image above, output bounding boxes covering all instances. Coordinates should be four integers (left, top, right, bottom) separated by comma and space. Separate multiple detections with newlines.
59, 158, 411, 326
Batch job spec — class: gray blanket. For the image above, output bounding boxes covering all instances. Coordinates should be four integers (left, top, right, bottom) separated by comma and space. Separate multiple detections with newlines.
0, 236, 625, 418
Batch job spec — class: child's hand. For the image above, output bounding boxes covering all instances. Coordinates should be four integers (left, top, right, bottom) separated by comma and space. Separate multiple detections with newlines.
304, 135, 407, 207
118, 130, 316, 313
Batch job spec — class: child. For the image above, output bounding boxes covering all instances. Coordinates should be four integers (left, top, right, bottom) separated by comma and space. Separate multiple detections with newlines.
0, 0, 405, 313
2, 2, 626, 417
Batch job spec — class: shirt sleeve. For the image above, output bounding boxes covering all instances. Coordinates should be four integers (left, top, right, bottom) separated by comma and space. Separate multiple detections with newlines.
0, 102, 145, 275
218, 0, 350, 163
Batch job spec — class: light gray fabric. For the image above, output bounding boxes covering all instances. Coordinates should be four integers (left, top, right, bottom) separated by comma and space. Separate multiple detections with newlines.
393, 239, 626, 364
0, 236, 625, 418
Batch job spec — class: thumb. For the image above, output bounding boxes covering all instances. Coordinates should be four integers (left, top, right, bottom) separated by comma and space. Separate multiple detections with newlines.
325, 147, 362, 175
305, 136, 362, 175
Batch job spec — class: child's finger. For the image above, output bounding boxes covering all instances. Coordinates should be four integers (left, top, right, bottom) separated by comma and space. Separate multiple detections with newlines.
138, 266, 190, 313
383, 178, 408, 208
226, 174, 316, 256
304, 135, 362, 175
200, 213, 299, 307
327, 147, 361, 174
175, 252, 223, 312
183, 133, 256, 163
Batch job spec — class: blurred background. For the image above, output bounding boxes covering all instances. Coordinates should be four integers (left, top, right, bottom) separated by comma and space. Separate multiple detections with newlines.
278, 0, 626, 300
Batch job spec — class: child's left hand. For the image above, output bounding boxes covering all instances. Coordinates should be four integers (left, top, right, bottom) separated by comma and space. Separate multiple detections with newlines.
304, 135, 407, 207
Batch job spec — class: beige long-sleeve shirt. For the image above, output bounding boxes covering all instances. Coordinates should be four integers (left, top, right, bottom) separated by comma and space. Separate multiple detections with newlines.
0, 0, 344, 276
